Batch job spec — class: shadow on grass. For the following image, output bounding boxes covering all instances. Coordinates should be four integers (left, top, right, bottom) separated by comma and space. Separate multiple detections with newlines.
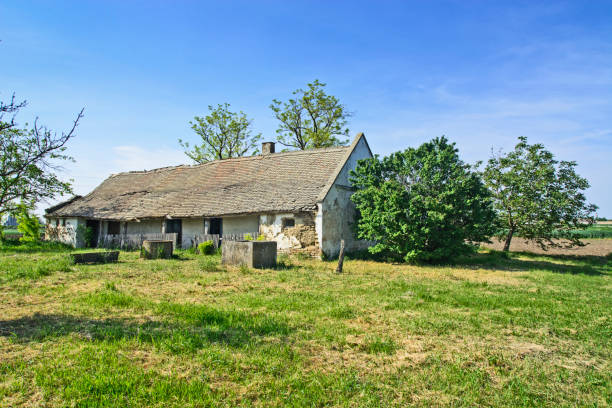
346, 247, 610, 276
454, 251, 611, 276
0, 310, 292, 351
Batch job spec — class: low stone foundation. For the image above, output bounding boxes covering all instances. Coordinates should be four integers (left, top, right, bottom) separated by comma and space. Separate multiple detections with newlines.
278, 246, 321, 258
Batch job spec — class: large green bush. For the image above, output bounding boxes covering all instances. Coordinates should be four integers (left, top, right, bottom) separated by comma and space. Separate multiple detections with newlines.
350, 137, 496, 262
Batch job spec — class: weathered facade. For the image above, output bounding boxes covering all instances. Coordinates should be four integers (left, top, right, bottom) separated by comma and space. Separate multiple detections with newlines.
45, 133, 373, 257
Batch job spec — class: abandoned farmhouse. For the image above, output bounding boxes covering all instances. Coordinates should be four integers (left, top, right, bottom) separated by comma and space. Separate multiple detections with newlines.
45, 133, 372, 257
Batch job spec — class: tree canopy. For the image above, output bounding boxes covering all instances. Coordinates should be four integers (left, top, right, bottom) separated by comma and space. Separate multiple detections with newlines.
179, 103, 261, 164
0, 94, 83, 224
483, 136, 597, 251
270, 79, 351, 150
350, 137, 496, 262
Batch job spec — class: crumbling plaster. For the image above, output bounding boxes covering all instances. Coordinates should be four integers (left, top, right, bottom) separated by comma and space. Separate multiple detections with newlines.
259, 212, 317, 252
44, 217, 84, 247
319, 135, 372, 258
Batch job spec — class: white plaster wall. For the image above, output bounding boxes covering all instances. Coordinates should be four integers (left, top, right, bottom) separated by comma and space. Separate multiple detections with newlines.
320, 136, 373, 257
182, 218, 205, 248
64, 218, 80, 230
126, 220, 162, 234
315, 203, 323, 251
182, 218, 204, 236
222, 215, 259, 235
335, 136, 372, 186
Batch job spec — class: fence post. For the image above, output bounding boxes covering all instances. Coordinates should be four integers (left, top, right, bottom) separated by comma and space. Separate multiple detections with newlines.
336, 240, 345, 274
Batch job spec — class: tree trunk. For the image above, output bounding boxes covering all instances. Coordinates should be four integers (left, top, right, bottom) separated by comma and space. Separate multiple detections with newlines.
336, 240, 345, 274
503, 228, 514, 252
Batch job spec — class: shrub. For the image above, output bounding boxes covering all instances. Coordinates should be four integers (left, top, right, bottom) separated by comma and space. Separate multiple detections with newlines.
76, 225, 94, 248
16, 205, 41, 243
256, 234, 266, 241
197, 240, 215, 255
243, 233, 254, 241
350, 137, 497, 263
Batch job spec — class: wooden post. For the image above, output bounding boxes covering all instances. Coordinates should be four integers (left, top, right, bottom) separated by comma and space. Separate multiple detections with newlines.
336, 239, 345, 274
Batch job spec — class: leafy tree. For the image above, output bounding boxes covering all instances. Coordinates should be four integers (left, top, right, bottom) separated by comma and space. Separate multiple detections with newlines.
350, 137, 496, 262
0, 94, 83, 229
179, 103, 261, 163
270, 79, 351, 150
15, 204, 41, 242
483, 136, 597, 251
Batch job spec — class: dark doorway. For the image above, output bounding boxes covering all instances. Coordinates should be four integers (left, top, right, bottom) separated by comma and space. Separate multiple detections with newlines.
107, 221, 120, 235
209, 218, 222, 235
85, 220, 100, 248
165, 219, 182, 247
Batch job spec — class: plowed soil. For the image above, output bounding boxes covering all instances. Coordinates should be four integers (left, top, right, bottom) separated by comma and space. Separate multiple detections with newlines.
484, 238, 612, 257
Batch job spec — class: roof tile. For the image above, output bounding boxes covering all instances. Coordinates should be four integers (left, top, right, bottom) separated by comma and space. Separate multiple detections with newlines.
48, 146, 350, 220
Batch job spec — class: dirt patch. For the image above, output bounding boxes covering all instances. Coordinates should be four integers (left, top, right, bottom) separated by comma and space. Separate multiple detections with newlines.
508, 341, 548, 358
483, 238, 612, 257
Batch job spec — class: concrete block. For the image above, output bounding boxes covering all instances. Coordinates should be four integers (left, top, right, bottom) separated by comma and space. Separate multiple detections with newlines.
71, 251, 119, 264
141, 240, 173, 259
222, 240, 277, 269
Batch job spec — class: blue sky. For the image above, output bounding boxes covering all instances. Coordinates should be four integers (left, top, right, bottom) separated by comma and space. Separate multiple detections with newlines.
1, 0, 611, 216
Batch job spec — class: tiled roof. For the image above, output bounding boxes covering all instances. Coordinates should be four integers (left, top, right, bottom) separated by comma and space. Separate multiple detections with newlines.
46, 143, 356, 220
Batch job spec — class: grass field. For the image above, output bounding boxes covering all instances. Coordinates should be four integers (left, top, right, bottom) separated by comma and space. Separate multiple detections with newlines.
554, 223, 612, 239
0, 241, 610, 407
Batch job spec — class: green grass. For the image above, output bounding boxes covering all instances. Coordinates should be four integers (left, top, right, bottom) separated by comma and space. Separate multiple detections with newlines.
0, 239, 73, 254
553, 223, 612, 239
0, 242, 611, 406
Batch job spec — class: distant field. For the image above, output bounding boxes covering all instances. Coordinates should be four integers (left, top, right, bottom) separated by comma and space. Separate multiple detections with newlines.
484, 238, 612, 257
0, 241, 610, 407
554, 223, 612, 239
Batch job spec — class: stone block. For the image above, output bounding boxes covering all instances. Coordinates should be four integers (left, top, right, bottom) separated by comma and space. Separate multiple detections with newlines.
71, 251, 119, 264
141, 240, 173, 259
222, 240, 277, 269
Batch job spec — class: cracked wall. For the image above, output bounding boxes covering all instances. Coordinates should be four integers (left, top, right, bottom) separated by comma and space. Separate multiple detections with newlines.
259, 212, 319, 255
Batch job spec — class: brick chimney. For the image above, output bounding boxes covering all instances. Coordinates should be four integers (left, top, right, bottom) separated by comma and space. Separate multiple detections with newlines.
262, 142, 275, 155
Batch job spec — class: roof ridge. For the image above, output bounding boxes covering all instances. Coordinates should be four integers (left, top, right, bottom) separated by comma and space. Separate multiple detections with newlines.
45, 136, 368, 219
108, 145, 351, 178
